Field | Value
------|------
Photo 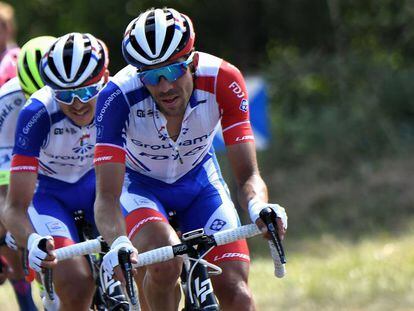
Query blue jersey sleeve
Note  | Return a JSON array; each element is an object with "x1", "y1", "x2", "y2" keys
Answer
[
  {"x1": 13, "y1": 98, "x2": 50, "y2": 157},
  {"x1": 95, "y1": 81, "x2": 131, "y2": 147}
]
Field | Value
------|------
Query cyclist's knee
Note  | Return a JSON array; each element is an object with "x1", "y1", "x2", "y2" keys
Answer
[
  {"x1": 146, "y1": 257, "x2": 182, "y2": 285},
  {"x1": 212, "y1": 261, "x2": 255, "y2": 309},
  {"x1": 54, "y1": 258, "x2": 95, "y2": 306}
]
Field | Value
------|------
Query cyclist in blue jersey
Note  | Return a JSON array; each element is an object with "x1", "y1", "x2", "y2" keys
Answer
[
  {"x1": 2, "y1": 33, "x2": 111, "y2": 311},
  {"x1": 0, "y1": 35, "x2": 58, "y2": 311},
  {"x1": 93, "y1": 8, "x2": 288, "y2": 311}
]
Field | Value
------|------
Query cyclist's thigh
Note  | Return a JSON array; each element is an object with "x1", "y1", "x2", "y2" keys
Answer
[
  {"x1": 29, "y1": 189, "x2": 94, "y2": 295},
  {"x1": 120, "y1": 174, "x2": 169, "y2": 242},
  {"x1": 177, "y1": 159, "x2": 250, "y2": 264},
  {"x1": 29, "y1": 190, "x2": 80, "y2": 246}
]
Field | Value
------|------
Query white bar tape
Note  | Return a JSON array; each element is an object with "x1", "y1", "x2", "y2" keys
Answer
[
  {"x1": 135, "y1": 246, "x2": 175, "y2": 267},
  {"x1": 213, "y1": 224, "x2": 261, "y2": 246},
  {"x1": 268, "y1": 240, "x2": 286, "y2": 278},
  {"x1": 55, "y1": 239, "x2": 102, "y2": 261}
]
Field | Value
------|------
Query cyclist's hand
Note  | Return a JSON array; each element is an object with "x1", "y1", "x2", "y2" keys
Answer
[
  {"x1": 27, "y1": 233, "x2": 56, "y2": 272},
  {"x1": 5, "y1": 231, "x2": 18, "y2": 251},
  {"x1": 102, "y1": 236, "x2": 138, "y2": 284},
  {"x1": 248, "y1": 199, "x2": 288, "y2": 240}
]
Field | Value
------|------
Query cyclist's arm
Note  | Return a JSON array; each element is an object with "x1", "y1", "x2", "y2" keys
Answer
[
  {"x1": 226, "y1": 143, "x2": 285, "y2": 238},
  {"x1": 3, "y1": 169, "x2": 37, "y2": 246},
  {"x1": 217, "y1": 60, "x2": 286, "y2": 237},
  {"x1": 226, "y1": 142, "x2": 268, "y2": 210},
  {"x1": 94, "y1": 162, "x2": 127, "y2": 245},
  {"x1": 2, "y1": 99, "x2": 50, "y2": 246}
]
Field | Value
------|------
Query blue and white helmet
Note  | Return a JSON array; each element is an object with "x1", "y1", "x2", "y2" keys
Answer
[
  {"x1": 40, "y1": 32, "x2": 108, "y2": 89},
  {"x1": 122, "y1": 8, "x2": 195, "y2": 69}
]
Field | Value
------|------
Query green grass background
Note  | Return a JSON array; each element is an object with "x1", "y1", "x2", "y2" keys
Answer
[{"x1": 1, "y1": 230, "x2": 414, "y2": 310}]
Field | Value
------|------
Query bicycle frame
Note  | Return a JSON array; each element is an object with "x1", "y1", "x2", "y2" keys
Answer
[{"x1": 53, "y1": 209, "x2": 287, "y2": 310}]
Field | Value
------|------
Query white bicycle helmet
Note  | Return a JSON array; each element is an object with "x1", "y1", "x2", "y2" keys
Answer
[
  {"x1": 40, "y1": 32, "x2": 108, "y2": 89},
  {"x1": 122, "y1": 8, "x2": 195, "y2": 69}
]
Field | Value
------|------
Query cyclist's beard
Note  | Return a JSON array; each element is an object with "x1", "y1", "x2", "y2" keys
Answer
[{"x1": 156, "y1": 89, "x2": 188, "y2": 117}]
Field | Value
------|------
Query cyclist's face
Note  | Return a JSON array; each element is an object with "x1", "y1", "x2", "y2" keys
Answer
[
  {"x1": 59, "y1": 97, "x2": 96, "y2": 126},
  {"x1": 143, "y1": 58, "x2": 194, "y2": 117}
]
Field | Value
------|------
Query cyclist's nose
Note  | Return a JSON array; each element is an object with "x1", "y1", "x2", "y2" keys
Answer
[
  {"x1": 157, "y1": 76, "x2": 174, "y2": 92},
  {"x1": 71, "y1": 98, "x2": 84, "y2": 109}
]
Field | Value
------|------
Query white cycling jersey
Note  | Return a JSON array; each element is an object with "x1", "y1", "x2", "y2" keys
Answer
[
  {"x1": 11, "y1": 86, "x2": 95, "y2": 183},
  {"x1": 94, "y1": 52, "x2": 254, "y2": 183},
  {"x1": 0, "y1": 77, "x2": 26, "y2": 172}
]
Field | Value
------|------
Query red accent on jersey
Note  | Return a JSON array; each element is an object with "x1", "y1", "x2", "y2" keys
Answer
[
  {"x1": 125, "y1": 208, "x2": 168, "y2": 240},
  {"x1": 216, "y1": 61, "x2": 255, "y2": 145},
  {"x1": 204, "y1": 239, "x2": 250, "y2": 263},
  {"x1": 10, "y1": 155, "x2": 38, "y2": 173},
  {"x1": 94, "y1": 144, "x2": 126, "y2": 165},
  {"x1": 195, "y1": 76, "x2": 215, "y2": 94}
]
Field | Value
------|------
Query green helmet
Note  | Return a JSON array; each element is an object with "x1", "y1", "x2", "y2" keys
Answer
[{"x1": 17, "y1": 36, "x2": 56, "y2": 97}]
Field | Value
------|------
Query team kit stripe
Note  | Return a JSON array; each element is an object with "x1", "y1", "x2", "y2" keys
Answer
[
  {"x1": 10, "y1": 154, "x2": 38, "y2": 173},
  {"x1": 94, "y1": 144, "x2": 126, "y2": 165}
]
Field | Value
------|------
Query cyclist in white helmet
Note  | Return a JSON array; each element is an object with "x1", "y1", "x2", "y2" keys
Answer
[
  {"x1": 2, "y1": 32, "x2": 112, "y2": 310},
  {"x1": 94, "y1": 7, "x2": 288, "y2": 311},
  {"x1": 0, "y1": 35, "x2": 53, "y2": 311}
]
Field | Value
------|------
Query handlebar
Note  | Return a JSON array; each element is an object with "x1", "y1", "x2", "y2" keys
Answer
[{"x1": 54, "y1": 219, "x2": 287, "y2": 278}]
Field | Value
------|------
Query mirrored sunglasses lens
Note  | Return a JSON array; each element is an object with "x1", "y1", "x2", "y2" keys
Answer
[
  {"x1": 54, "y1": 85, "x2": 101, "y2": 104},
  {"x1": 140, "y1": 62, "x2": 187, "y2": 85},
  {"x1": 54, "y1": 91, "x2": 74, "y2": 104},
  {"x1": 75, "y1": 86, "x2": 99, "y2": 102}
]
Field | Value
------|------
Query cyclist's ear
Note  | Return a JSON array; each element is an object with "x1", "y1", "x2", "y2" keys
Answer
[
  {"x1": 103, "y1": 69, "x2": 110, "y2": 83},
  {"x1": 192, "y1": 51, "x2": 199, "y2": 72}
]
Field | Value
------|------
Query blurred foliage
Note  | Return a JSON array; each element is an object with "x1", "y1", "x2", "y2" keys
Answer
[{"x1": 10, "y1": 0, "x2": 414, "y2": 237}]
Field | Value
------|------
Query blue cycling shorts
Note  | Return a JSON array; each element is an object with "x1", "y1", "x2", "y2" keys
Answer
[{"x1": 28, "y1": 170, "x2": 96, "y2": 246}]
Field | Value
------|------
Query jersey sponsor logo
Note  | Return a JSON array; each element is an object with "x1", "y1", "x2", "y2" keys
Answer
[
  {"x1": 209, "y1": 219, "x2": 227, "y2": 231},
  {"x1": 229, "y1": 81, "x2": 245, "y2": 99},
  {"x1": 128, "y1": 215, "x2": 164, "y2": 239},
  {"x1": 0, "y1": 154, "x2": 10, "y2": 165},
  {"x1": 54, "y1": 128, "x2": 77, "y2": 135},
  {"x1": 96, "y1": 125, "x2": 104, "y2": 138},
  {"x1": 54, "y1": 128, "x2": 64, "y2": 135},
  {"x1": 22, "y1": 107, "x2": 47, "y2": 134},
  {"x1": 130, "y1": 131, "x2": 213, "y2": 151},
  {"x1": 73, "y1": 134, "x2": 93, "y2": 154},
  {"x1": 182, "y1": 144, "x2": 207, "y2": 157},
  {"x1": 93, "y1": 155, "x2": 113, "y2": 163},
  {"x1": 73, "y1": 143, "x2": 94, "y2": 154},
  {"x1": 16, "y1": 134, "x2": 29, "y2": 149},
  {"x1": 235, "y1": 135, "x2": 254, "y2": 142},
  {"x1": 0, "y1": 98, "x2": 23, "y2": 131},
  {"x1": 213, "y1": 252, "x2": 250, "y2": 262},
  {"x1": 45, "y1": 221, "x2": 68, "y2": 235},
  {"x1": 44, "y1": 151, "x2": 94, "y2": 162},
  {"x1": 239, "y1": 99, "x2": 249, "y2": 112},
  {"x1": 10, "y1": 165, "x2": 37, "y2": 172},
  {"x1": 96, "y1": 89, "x2": 122, "y2": 122}
]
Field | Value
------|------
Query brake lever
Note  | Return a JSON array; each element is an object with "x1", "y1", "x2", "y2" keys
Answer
[
  {"x1": 38, "y1": 238, "x2": 55, "y2": 301},
  {"x1": 118, "y1": 247, "x2": 138, "y2": 306},
  {"x1": 259, "y1": 207, "x2": 287, "y2": 264}
]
